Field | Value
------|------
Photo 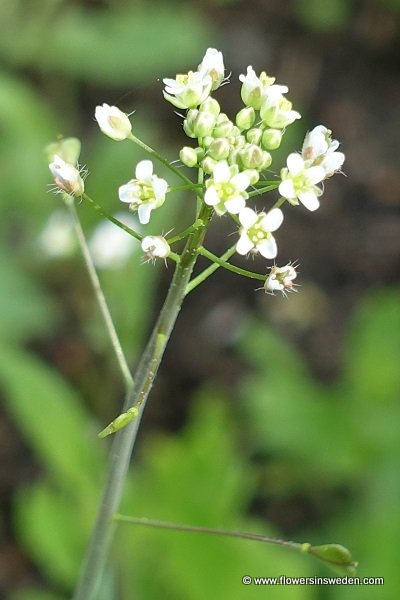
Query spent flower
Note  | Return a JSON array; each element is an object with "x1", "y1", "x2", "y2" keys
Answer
[
  {"x1": 264, "y1": 263, "x2": 298, "y2": 296},
  {"x1": 49, "y1": 155, "x2": 85, "y2": 197},
  {"x1": 302, "y1": 125, "x2": 345, "y2": 177},
  {"x1": 119, "y1": 160, "x2": 168, "y2": 224},
  {"x1": 236, "y1": 207, "x2": 284, "y2": 259},
  {"x1": 141, "y1": 235, "x2": 170, "y2": 260}
]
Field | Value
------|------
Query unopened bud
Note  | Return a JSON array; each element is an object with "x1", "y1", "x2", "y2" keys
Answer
[
  {"x1": 199, "y1": 97, "x2": 221, "y2": 117},
  {"x1": 236, "y1": 107, "x2": 256, "y2": 131},
  {"x1": 49, "y1": 155, "x2": 85, "y2": 197},
  {"x1": 239, "y1": 144, "x2": 271, "y2": 170},
  {"x1": 246, "y1": 128, "x2": 263, "y2": 145},
  {"x1": 202, "y1": 156, "x2": 217, "y2": 174},
  {"x1": 180, "y1": 146, "x2": 198, "y2": 168},
  {"x1": 262, "y1": 128, "x2": 283, "y2": 150},
  {"x1": 95, "y1": 103, "x2": 132, "y2": 141},
  {"x1": 303, "y1": 543, "x2": 358, "y2": 576},
  {"x1": 141, "y1": 235, "x2": 170, "y2": 260},
  {"x1": 208, "y1": 138, "x2": 231, "y2": 160}
]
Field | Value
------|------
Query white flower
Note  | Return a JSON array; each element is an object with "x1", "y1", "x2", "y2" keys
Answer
[
  {"x1": 49, "y1": 155, "x2": 85, "y2": 196},
  {"x1": 302, "y1": 125, "x2": 345, "y2": 176},
  {"x1": 279, "y1": 153, "x2": 325, "y2": 211},
  {"x1": 198, "y1": 48, "x2": 225, "y2": 91},
  {"x1": 163, "y1": 70, "x2": 212, "y2": 109},
  {"x1": 95, "y1": 104, "x2": 132, "y2": 141},
  {"x1": 239, "y1": 66, "x2": 288, "y2": 110},
  {"x1": 260, "y1": 90, "x2": 301, "y2": 129},
  {"x1": 204, "y1": 161, "x2": 250, "y2": 216},
  {"x1": 88, "y1": 213, "x2": 138, "y2": 270},
  {"x1": 141, "y1": 235, "x2": 170, "y2": 260},
  {"x1": 119, "y1": 160, "x2": 168, "y2": 225},
  {"x1": 264, "y1": 263, "x2": 297, "y2": 296},
  {"x1": 236, "y1": 207, "x2": 284, "y2": 259},
  {"x1": 39, "y1": 209, "x2": 75, "y2": 258}
]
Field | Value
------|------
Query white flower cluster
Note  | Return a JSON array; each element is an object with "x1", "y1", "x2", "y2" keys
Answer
[{"x1": 77, "y1": 49, "x2": 345, "y2": 280}]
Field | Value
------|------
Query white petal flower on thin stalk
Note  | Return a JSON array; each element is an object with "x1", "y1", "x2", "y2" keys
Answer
[
  {"x1": 198, "y1": 48, "x2": 226, "y2": 91},
  {"x1": 204, "y1": 161, "x2": 251, "y2": 216},
  {"x1": 119, "y1": 160, "x2": 168, "y2": 225},
  {"x1": 264, "y1": 263, "x2": 298, "y2": 296},
  {"x1": 141, "y1": 235, "x2": 170, "y2": 261},
  {"x1": 236, "y1": 207, "x2": 284, "y2": 259},
  {"x1": 260, "y1": 90, "x2": 301, "y2": 129},
  {"x1": 239, "y1": 66, "x2": 288, "y2": 111},
  {"x1": 279, "y1": 153, "x2": 325, "y2": 211},
  {"x1": 163, "y1": 71, "x2": 213, "y2": 110},
  {"x1": 49, "y1": 155, "x2": 85, "y2": 197},
  {"x1": 94, "y1": 104, "x2": 132, "y2": 141},
  {"x1": 302, "y1": 125, "x2": 345, "y2": 177}
]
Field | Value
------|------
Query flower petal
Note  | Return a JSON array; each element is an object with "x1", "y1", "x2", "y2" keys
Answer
[
  {"x1": 298, "y1": 191, "x2": 320, "y2": 211},
  {"x1": 239, "y1": 207, "x2": 258, "y2": 228},
  {"x1": 286, "y1": 153, "x2": 304, "y2": 175},
  {"x1": 279, "y1": 179, "x2": 296, "y2": 199},
  {"x1": 261, "y1": 208, "x2": 284, "y2": 232},
  {"x1": 212, "y1": 161, "x2": 230, "y2": 183},
  {"x1": 204, "y1": 186, "x2": 220, "y2": 206},
  {"x1": 138, "y1": 203, "x2": 152, "y2": 224},
  {"x1": 224, "y1": 196, "x2": 246, "y2": 214},
  {"x1": 257, "y1": 237, "x2": 278, "y2": 259},
  {"x1": 135, "y1": 160, "x2": 153, "y2": 180},
  {"x1": 236, "y1": 234, "x2": 254, "y2": 255}
]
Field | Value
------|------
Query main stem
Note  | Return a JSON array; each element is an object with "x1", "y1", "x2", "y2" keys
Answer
[{"x1": 73, "y1": 202, "x2": 213, "y2": 600}]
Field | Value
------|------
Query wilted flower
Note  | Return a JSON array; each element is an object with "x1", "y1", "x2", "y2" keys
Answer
[
  {"x1": 141, "y1": 235, "x2": 170, "y2": 260},
  {"x1": 119, "y1": 160, "x2": 168, "y2": 225},
  {"x1": 302, "y1": 125, "x2": 345, "y2": 177},
  {"x1": 95, "y1": 104, "x2": 132, "y2": 141},
  {"x1": 279, "y1": 153, "x2": 325, "y2": 211},
  {"x1": 163, "y1": 71, "x2": 212, "y2": 109},
  {"x1": 49, "y1": 155, "x2": 85, "y2": 197},
  {"x1": 204, "y1": 161, "x2": 251, "y2": 216},
  {"x1": 199, "y1": 48, "x2": 225, "y2": 91},
  {"x1": 264, "y1": 263, "x2": 298, "y2": 295},
  {"x1": 236, "y1": 206, "x2": 284, "y2": 259}
]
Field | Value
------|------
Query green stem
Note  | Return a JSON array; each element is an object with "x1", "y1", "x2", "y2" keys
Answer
[
  {"x1": 185, "y1": 246, "x2": 237, "y2": 295},
  {"x1": 113, "y1": 514, "x2": 302, "y2": 551},
  {"x1": 72, "y1": 200, "x2": 213, "y2": 600},
  {"x1": 66, "y1": 199, "x2": 134, "y2": 392},
  {"x1": 198, "y1": 247, "x2": 266, "y2": 281},
  {"x1": 248, "y1": 183, "x2": 279, "y2": 198},
  {"x1": 82, "y1": 193, "x2": 180, "y2": 263},
  {"x1": 167, "y1": 219, "x2": 204, "y2": 245},
  {"x1": 128, "y1": 133, "x2": 193, "y2": 186}
]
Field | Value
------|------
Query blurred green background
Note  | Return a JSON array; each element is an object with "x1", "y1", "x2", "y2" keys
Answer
[{"x1": 1, "y1": 0, "x2": 399, "y2": 598}]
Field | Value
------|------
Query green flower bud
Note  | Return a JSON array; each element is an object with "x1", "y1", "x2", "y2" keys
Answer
[
  {"x1": 180, "y1": 146, "x2": 198, "y2": 168},
  {"x1": 202, "y1": 136, "x2": 214, "y2": 148},
  {"x1": 262, "y1": 128, "x2": 283, "y2": 150},
  {"x1": 213, "y1": 120, "x2": 234, "y2": 138},
  {"x1": 193, "y1": 111, "x2": 217, "y2": 137},
  {"x1": 239, "y1": 144, "x2": 266, "y2": 170},
  {"x1": 199, "y1": 97, "x2": 221, "y2": 117},
  {"x1": 231, "y1": 134, "x2": 246, "y2": 149},
  {"x1": 195, "y1": 146, "x2": 206, "y2": 161},
  {"x1": 208, "y1": 138, "x2": 231, "y2": 161},
  {"x1": 202, "y1": 156, "x2": 217, "y2": 174},
  {"x1": 236, "y1": 107, "x2": 256, "y2": 131},
  {"x1": 303, "y1": 543, "x2": 358, "y2": 576},
  {"x1": 246, "y1": 128, "x2": 263, "y2": 145},
  {"x1": 183, "y1": 109, "x2": 199, "y2": 138}
]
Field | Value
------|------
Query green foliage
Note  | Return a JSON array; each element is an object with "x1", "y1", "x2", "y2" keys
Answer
[
  {"x1": 295, "y1": 0, "x2": 355, "y2": 31},
  {"x1": 3, "y1": 289, "x2": 398, "y2": 597}
]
